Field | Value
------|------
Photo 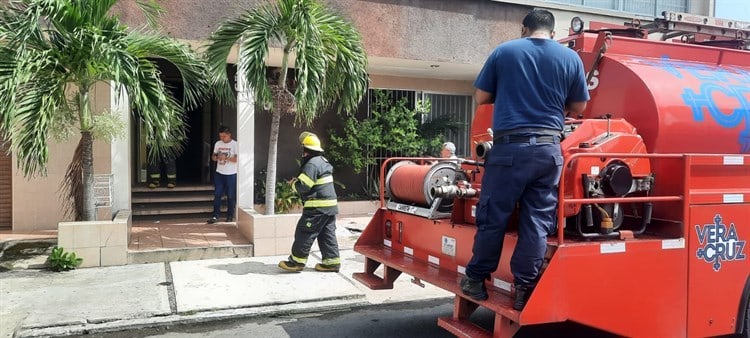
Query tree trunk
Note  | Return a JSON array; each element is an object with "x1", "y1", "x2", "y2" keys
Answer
[
  {"x1": 264, "y1": 109, "x2": 281, "y2": 215},
  {"x1": 80, "y1": 131, "x2": 95, "y2": 221}
]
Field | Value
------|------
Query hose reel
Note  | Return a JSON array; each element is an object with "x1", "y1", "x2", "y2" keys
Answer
[{"x1": 385, "y1": 161, "x2": 467, "y2": 218}]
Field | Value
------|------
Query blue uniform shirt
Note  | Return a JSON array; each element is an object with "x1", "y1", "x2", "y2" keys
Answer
[{"x1": 474, "y1": 38, "x2": 590, "y2": 132}]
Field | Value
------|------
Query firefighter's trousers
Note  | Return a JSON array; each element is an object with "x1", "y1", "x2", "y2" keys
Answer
[
  {"x1": 147, "y1": 157, "x2": 177, "y2": 184},
  {"x1": 290, "y1": 208, "x2": 340, "y2": 266},
  {"x1": 465, "y1": 136, "x2": 562, "y2": 287}
]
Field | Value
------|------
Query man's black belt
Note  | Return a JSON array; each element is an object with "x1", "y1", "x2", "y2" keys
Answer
[{"x1": 494, "y1": 135, "x2": 559, "y2": 144}]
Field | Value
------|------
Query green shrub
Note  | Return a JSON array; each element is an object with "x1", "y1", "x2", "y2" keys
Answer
[
  {"x1": 275, "y1": 179, "x2": 302, "y2": 214},
  {"x1": 48, "y1": 246, "x2": 83, "y2": 271}
]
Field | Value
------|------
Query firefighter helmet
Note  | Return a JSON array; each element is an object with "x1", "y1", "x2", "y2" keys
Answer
[
  {"x1": 300, "y1": 132, "x2": 324, "y2": 152},
  {"x1": 299, "y1": 131, "x2": 315, "y2": 143}
]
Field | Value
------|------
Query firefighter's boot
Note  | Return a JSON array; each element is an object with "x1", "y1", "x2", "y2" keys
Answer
[
  {"x1": 166, "y1": 173, "x2": 177, "y2": 188},
  {"x1": 460, "y1": 276, "x2": 488, "y2": 301},
  {"x1": 314, "y1": 263, "x2": 340, "y2": 272},
  {"x1": 278, "y1": 259, "x2": 305, "y2": 272},
  {"x1": 513, "y1": 285, "x2": 533, "y2": 310},
  {"x1": 148, "y1": 180, "x2": 159, "y2": 189}
]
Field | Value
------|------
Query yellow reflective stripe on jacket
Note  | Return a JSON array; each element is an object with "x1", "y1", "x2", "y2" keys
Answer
[
  {"x1": 297, "y1": 173, "x2": 315, "y2": 188},
  {"x1": 322, "y1": 257, "x2": 340, "y2": 265},
  {"x1": 298, "y1": 174, "x2": 333, "y2": 188},
  {"x1": 303, "y1": 199, "x2": 337, "y2": 208},
  {"x1": 315, "y1": 175, "x2": 333, "y2": 185}
]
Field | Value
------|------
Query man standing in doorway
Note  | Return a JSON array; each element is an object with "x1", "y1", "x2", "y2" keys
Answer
[
  {"x1": 460, "y1": 9, "x2": 589, "y2": 310},
  {"x1": 278, "y1": 132, "x2": 341, "y2": 273},
  {"x1": 208, "y1": 126, "x2": 238, "y2": 224}
]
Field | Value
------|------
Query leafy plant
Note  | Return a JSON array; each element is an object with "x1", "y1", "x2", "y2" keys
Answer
[
  {"x1": 255, "y1": 169, "x2": 302, "y2": 213},
  {"x1": 327, "y1": 90, "x2": 441, "y2": 173},
  {"x1": 48, "y1": 246, "x2": 83, "y2": 272},
  {"x1": 274, "y1": 179, "x2": 302, "y2": 214}
]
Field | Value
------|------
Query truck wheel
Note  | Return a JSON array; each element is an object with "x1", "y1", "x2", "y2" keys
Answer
[{"x1": 745, "y1": 297, "x2": 750, "y2": 338}]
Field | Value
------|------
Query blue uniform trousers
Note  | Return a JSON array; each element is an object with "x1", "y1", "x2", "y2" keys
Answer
[
  {"x1": 465, "y1": 136, "x2": 563, "y2": 287},
  {"x1": 212, "y1": 172, "x2": 237, "y2": 219}
]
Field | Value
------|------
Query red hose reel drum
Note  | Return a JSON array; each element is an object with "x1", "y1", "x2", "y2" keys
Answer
[{"x1": 385, "y1": 161, "x2": 463, "y2": 208}]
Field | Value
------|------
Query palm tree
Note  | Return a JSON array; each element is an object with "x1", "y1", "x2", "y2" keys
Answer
[
  {"x1": 205, "y1": 0, "x2": 368, "y2": 215},
  {"x1": 0, "y1": 0, "x2": 208, "y2": 221}
]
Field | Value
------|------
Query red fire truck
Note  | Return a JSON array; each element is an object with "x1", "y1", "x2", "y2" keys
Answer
[{"x1": 353, "y1": 12, "x2": 750, "y2": 338}]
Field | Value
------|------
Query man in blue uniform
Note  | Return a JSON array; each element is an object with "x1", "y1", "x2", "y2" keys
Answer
[
  {"x1": 460, "y1": 9, "x2": 590, "y2": 310},
  {"x1": 279, "y1": 132, "x2": 341, "y2": 273}
]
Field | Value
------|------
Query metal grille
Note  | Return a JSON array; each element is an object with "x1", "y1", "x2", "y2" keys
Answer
[
  {"x1": 421, "y1": 92, "x2": 473, "y2": 157},
  {"x1": 545, "y1": 0, "x2": 687, "y2": 16},
  {"x1": 363, "y1": 89, "x2": 473, "y2": 195},
  {"x1": 94, "y1": 174, "x2": 113, "y2": 209}
]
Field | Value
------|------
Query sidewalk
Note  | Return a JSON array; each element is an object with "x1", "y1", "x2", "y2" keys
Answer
[{"x1": 0, "y1": 217, "x2": 452, "y2": 338}]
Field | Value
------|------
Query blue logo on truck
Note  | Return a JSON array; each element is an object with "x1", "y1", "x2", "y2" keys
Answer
[
  {"x1": 695, "y1": 214, "x2": 746, "y2": 271},
  {"x1": 640, "y1": 57, "x2": 750, "y2": 153}
]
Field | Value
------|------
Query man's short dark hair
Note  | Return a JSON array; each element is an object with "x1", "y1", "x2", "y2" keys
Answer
[
  {"x1": 522, "y1": 9, "x2": 555, "y2": 33},
  {"x1": 218, "y1": 126, "x2": 231, "y2": 134}
]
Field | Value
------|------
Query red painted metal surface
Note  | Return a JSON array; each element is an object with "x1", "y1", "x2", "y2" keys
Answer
[
  {"x1": 688, "y1": 204, "x2": 748, "y2": 336},
  {"x1": 388, "y1": 163, "x2": 433, "y2": 206},
  {"x1": 354, "y1": 25, "x2": 750, "y2": 338},
  {"x1": 572, "y1": 31, "x2": 750, "y2": 156}
]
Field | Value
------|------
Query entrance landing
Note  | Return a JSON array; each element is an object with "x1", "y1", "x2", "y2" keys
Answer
[{"x1": 129, "y1": 215, "x2": 249, "y2": 251}]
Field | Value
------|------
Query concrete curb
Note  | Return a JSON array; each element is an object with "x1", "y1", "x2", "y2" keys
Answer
[{"x1": 17, "y1": 296, "x2": 368, "y2": 337}]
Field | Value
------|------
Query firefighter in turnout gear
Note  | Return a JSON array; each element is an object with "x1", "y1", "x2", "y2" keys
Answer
[
  {"x1": 279, "y1": 132, "x2": 341, "y2": 272},
  {"x1": 147, "y1": 151, "x2": 177, "y2": 189}
]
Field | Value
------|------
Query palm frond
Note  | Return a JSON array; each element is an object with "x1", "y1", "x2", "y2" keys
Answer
[
  {"x1": 118, "y1": 56, "x2": 186, "y2": 161},
  {"x1": 314, "y1": 9, "x2": 368, "y2": 114},
  {"x1": 206, "y1": 2, "x2": 282, "y2": 107},
  {"x1": 290, "y1": 1, "x2": 367, "y2": 124},
  {"x1": 124, "y1": 32, "x2": 209, "y2": 110},
  {"x1": 135, "y1": 0, "x2": 166, "y2": 29}
]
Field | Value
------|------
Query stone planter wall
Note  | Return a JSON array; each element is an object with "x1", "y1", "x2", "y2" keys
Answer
[
  {"x1": 240, "y1": 200, "x2": 379, "y2": 257},
  {"x1": 57, "y1": 210, "x2": 131, "y2": 268}
]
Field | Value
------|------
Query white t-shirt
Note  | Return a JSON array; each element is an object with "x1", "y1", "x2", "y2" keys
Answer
[{"x1": 213, "y1": 140, "x2": 238, "y2": 175}]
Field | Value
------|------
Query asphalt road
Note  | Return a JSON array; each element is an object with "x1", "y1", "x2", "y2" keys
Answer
[{"x1": 73, "y1": 298, "x2": 618, "y2": 338}]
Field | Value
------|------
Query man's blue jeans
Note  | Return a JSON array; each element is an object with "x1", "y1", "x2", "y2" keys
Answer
[
  {"x1": 465, "y1": 137, "x2": 563, "y2": 287},
  {"x1": 213, "y1": 173, "x2": 237, "y2": 219}
]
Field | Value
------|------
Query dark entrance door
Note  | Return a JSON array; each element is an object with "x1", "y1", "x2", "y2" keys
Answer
[{"x1": 131, "y1": 59, "x2": 237, "y2": 187}]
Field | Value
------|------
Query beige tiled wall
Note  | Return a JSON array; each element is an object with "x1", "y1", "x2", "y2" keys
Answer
[
  {"x1": 238, "y1": 201, "x2": 379, "y2": 257},
  {"x1": 57, "y1": 210, "x2": 130, "y2": 268},
  {"x1": 238, "y1": 209, "x2": 298, "y2": 257},
  {"x1": 12, "y1": 82, "x2": 113, "y2": 232}
]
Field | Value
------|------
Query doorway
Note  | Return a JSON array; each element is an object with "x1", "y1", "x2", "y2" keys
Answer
[{"x1": 131, "y1": 59, "x2": 237, "y2": 187}]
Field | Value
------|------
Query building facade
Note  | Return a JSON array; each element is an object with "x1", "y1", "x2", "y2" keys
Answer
[{"x1": 1, "y1": 0, "x2": 715, "y2": 231}]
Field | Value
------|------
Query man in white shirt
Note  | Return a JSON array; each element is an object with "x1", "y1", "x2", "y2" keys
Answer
[{"x1": 208, "y1": 126, "x2": 238, "y2": 223}]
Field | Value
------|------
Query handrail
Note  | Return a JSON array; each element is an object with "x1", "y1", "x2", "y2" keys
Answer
[
  {"x1": 556, "y1": 153, "x2": 685, "y2": 244},
  {"x1": 379, "y1": 153, "x2": 746, "y2": 245}
]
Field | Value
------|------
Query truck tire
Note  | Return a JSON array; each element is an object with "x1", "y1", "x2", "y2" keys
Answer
[{"x1": 745, "y1": 298, "x2": 749, "y2": 338}]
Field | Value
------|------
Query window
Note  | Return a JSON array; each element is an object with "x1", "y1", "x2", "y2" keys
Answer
[
  {"x1": 545, "y1": 0, "x2": 688, "y2": 17},
  {"x1": 364, "y1": 89, "x2": 473, "y2": 157},
  {"x1": 362, "y1": 89, "x2": 474, "y2": 194},
  {"x1": 420, "y1": 92, "x2": 473, "y2": 157}
]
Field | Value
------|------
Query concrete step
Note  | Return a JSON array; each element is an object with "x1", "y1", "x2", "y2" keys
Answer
[
  {"x1": 132, "y1": 195, "x2": 214, "y2": 203},
  {"x1": 131, "y1": 185, "x2": 214, "y2": 193},
  {"x1": 131, "y1": 185, "x2": 218, "y2": 218},
  {"x1": 131, "y1": 202, "x2": 218, "y2": 216},
  {"x1": 128, "y1": 245, "x2": 255, "y2": 264}
]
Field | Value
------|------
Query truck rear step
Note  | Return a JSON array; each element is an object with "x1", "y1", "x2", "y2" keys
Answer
[{"x1": 353, "y1": 245, "x2": 521, "y2": 337}]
